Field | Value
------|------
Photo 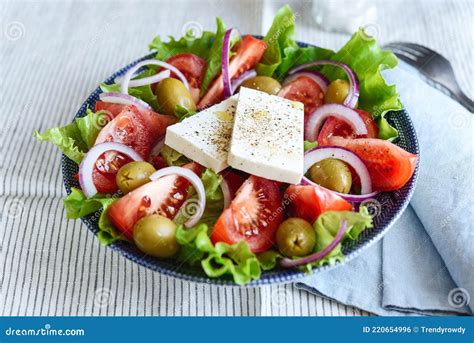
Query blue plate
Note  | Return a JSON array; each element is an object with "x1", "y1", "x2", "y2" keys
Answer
[{"x1": 62, "y1": 40, "x2": 419, "y2": 286}]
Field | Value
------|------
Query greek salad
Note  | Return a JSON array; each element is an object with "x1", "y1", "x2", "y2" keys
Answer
[{"x1": 35, "y1": 5, "x2": 418, "y2": 285}]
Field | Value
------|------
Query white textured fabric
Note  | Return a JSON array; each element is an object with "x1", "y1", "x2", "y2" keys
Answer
[{"x1": 0, "y1": 0, "x2": 471, "y2": 316}]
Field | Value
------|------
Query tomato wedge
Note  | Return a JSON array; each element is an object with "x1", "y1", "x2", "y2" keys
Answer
[
  {"x1": 94, "y1": 101, "x2": 176, "y2": 139},
  {"x1": 166, "y1": 53, "x2": 206, "y2": 89},
  {"x1": 107, "y1": 162, "x2": 203, "y2": 239},
  {"x1": 318, "y1": 109, "x2": 378, "y2": 145},
  {"x1": 328, "y1": 137, "x2": 418, "y2": 191},
  {"x1": 284, "y1": 184, "x2": 353, "y2": 224},
  {"x1": 278, "y1": 76, "x2": 325, "y2": 121},
  {"x1": 211, "y1": 176, "x2": 283, "y2": 253},
  {"x1": 198, "y1": 35, "x2": 266, "y2": 109}
]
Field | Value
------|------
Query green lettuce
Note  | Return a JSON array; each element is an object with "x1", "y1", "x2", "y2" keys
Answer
[
  {"x1": 149, "y1": 31, "x2": 215, "y2": 62},
  {"x1": 257, "y1": 5, "x2": 333, "y2": 79},
  {"x1": 63, "y1": 188, "x2": 122, "y2": 245},
  {"x1": 304, "y1": 140, "x2": 317, "y2": 151},
  {"x1": 257, "y1": 250, "x2": 282, "y2": 271},
  {"x1": 319, "y1": 29, "x2": 401, "y2": 139},
  {"x1": 34, "y1": 108, "x2": 108, "y2": 163},
  {"x1": 160, "y1": 145, "x2": 189, "y2": 166},
  {"x1": 174, "y1": 169, "x2": 225, "y2": 227},
  {"x1": 306, "y1": 207, "x2": 373, "y2": 270},
  {"x1": 199, "y1": 18, "x2": 240, "y2": 95},
  {"x1": 176, "y1": 223, "x2": 261, "y2": 285}
]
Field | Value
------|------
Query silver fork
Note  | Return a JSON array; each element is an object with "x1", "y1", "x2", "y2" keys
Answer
[{"x1": 384, "y1": 42, "x2": 473, "y2": 113}]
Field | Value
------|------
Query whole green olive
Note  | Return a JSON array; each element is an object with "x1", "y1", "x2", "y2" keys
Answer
[
  {"x1": 133, "y1": 215, "x2": 179, "y2": 258},
  {"x1": 155, "y1": 78, "x2": 196, "y2": 116},
  {"x1": 241, "y1": 76, "x2": 282, "y2": 95},
  {"x1": 116, "y1": 161, "x2": 156, "y2": 194},
  {"x1": 276, "y1": 218, "x2": 316, "y2": 257},
  {"x1": 308, "y1": 158, "x2": 352, "y2": 193},
  {"x1": 324, "y1": 79, "x2": 350, "y2": 104}
]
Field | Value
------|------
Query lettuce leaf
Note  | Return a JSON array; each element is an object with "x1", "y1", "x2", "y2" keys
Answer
[
  {"x1": 304, "y1": 140, "x2": 317, "y2": 151},
  {"x1": 149, "y1": 31, "x2": 215, "y2": 62},
  {"x1": 319, "y1": 29, "x2": 402, "y2": 140},
  {"x1": 306, "y1": 207, "x2": 373, "y2": 270},
  {"x1": 199, "y1": 18, "x2": 240, "y2": 96},
  {"x1": 34, "y1": 108, "x2": 107, "y2": 163},
  {"x1": 174, "y1": 169, "x2": 225, "y2": 227},
  {"x1": 257, "y1": 5, "x2": 334, "y2": 79},
  {"x1": 160, "y1": 145, "x2": 189, "y2": 166},
  {"x1": 176, "y1": 223, "x2": 261, "y2": 285},
  {"x1": 63, "y1": 188, "x2": 122, "y2": 245}
]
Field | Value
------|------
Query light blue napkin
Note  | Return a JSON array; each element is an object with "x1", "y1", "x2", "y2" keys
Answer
[{"x1": 296, "y1": 62, "x2": 473, "y2": 316}]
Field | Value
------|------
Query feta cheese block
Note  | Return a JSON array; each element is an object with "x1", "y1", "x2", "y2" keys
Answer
[
  {"x1": 228, "y1": 87, "x2": 304, "y2": 184},
  {"x1": 165, "y1": 95, "x2": 237, "y2": 172}
]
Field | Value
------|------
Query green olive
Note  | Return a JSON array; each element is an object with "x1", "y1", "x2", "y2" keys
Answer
[
  {"x1": 241, "y1": 76, "x2": 282, "y2": 95},
  {"x1": 116, "y1": 161, "x2": 156, "y2": 194},
  {"x1": 308, "y1": 158, "x2": 352, "y2": 193},
  {"x1": 276, "y1": 218, "x2": 316, "y2": 257},
  {"x1": 324, "y1": 79, "x2": 350, "y2": 104},
  {"x1": 155, "y1": 78, "x2": 196, "y2": 116},
  {"x1": 133, "y1": 215, "x2": 179, "y2": 258}
]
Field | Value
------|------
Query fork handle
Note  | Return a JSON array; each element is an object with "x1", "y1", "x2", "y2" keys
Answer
[{"x1": 456, "y1": 92, "x2": 474, "y2": 113}]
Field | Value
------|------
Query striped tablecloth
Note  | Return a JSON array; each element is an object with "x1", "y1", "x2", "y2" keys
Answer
[{"x1": 1, "y1": 0, "x2": 471, "y2": 316}]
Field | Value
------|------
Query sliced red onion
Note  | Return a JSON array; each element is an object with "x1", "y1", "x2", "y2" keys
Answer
[
  {"x1": 150, "y1": 136, "x2": 165, "y2": 157},
  {"x1": 121, "y1": 59, "x2": 189, "y2": 94},
  {"x1": 115, "y1": 69, "x2": 170, "y2": 88},
  {"x1": 79, "y1": 142, "x2": 143, "y2": 198},
  {"x1": 305, "y1": 104, "x2": 368, "y2": 141},
  {"x1": 220, "y1": 177, "x2": 232, "y2": 209},
  {"x1": 282, "y1": 71, "x2": 329, "y2": 93},
  {"x1": 99, "y1": 92, "x2": 152, "y2": 111},
  {"x1": 302, "y1": 146, "x2": 373, "y2": 194},
  {"x1": 288, "y1": 60, "x2": 359, "y2": 108},
  {"x1": 149, "y1": 166, "x2": 206, "y2": 228},
  {"x1": 337, "y1": 191, "x2": 380, "y2": 203},
  {"x1": 231, "y1": 69, "x2": 256, "y2": 94},
  {"x1": 280, "y1": 220, "x2": 348, "y2": 268},
  {"x1": 222, "y1": 28, "x2": 240, "y2": 99}
]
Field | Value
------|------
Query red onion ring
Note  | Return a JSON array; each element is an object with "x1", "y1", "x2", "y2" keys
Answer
[
  {"x1": 305, "y1": 104, "x2": 368, "y2": 141},
  {"x1": 288, "y1": 60, "x2": 360, "y2": 108},
  {"x1": 280, "y1": 220, "x2": 348, "y2": 268},
  {"x1": 115, "y1": 69, "x2": 170, "y2": 88},
  {"x1": 79, "y1": 142, "x2": 144, "y2": 198},
  {"x1": 150, "y1": 135, "x2": 165, "y2": 157},
  {"x1": 121, "y1": 59, "x2": 189, "y2": 94},
  {"x1": 222, "y1": 28, "x2": 240, "y2": 99},
  {"x1": 99, "y1": 92, "x2": 152, "y2": 111},
  {"x1": 302, "y1": 146, "x2": 373, "y2": 194},
  {"x1": 149, "y1": 166, "x2": 206, "y2": 228},
  {"x1": 219, "y1": 177, "x2": 232, "y2": 209},
  {"x1": 283, "y1": 71, "x2": 329, "y2": 93},
  {"x1": 231, "y1": 69, "x2": 257, "y2": 94}
]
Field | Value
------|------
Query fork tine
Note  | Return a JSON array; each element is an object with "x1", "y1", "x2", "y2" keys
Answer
[
  {"x1": 384, "y1": 46, "x2": 419, "y2": 63},
  {"x1": 398, "y1": 42, "x2": 437, "y2": 56}
]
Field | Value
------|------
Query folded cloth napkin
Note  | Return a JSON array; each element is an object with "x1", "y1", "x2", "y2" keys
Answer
[{"x1": 296, "y1": 62, "x2": 473, "y2": 316}]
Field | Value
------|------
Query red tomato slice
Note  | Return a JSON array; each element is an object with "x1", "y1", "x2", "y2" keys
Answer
[
  {"x1": 284, "y1": 184, "x2": 353, "y2": 224},
  {"x1": 107, "y1": 162, "x2": 203, "y2": 239},
  {"x1": 166, "y1": 53, "x2": 206, "y2": 89},
  {"x1": 211, "y1": 176, "x2": 284, "y2": 253},
  {"x1": 198, "y1": 35, "x2": 267, "y2": 109},
  {"x1": 318, "y1": 109, "x2": 379, "y2": 146},
  {"x1": 220, "y1": 169, "x2": 247, "y2": 199},
  {"x1": 278, "y1": 76, "x2": 325, "y2": 121},
  {"x1": 327, "y1": 137, "x2": 418, "y2": 191},
  {"x1": 94, "y1": 101, "x2": 176, "y2": 139}
]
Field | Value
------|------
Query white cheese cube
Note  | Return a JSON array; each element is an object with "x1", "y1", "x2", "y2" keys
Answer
[
  {"x1": 165, "y1": 96, "x2": 237, "y2": 172},
  {"x1": 228, "y1": 87, "x2": 304, "y2": 184}
]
